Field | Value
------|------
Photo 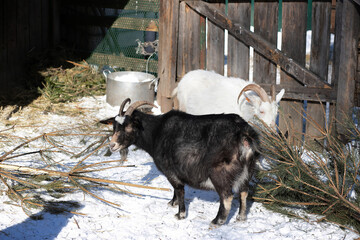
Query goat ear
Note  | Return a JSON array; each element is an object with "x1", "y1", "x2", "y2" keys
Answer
[
  {"x1": 99, "y1": 117, "x2": 115, "y2": 125},
  {"x1": 276, "y1": 89, "x2": 285, "y2": 103},
  {"x1": 243, "y1": 92, "x2": 252, "y2": 104},
  {"x1": 243, "y1": 92, "x2": 260, "y2": 107}
]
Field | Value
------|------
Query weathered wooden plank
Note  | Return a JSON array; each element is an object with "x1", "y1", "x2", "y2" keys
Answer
[
  {"x1": 253, "y1": 0, "x2": 278, "y2": 84},
  {"x1": 177, "y1": 1, "x2": 202, "y2": 79},
  {"x1": 260, "y1": 84, "x2": 337, "y2": 103},
  {"x1": 333, "y1": 0, "x2": 360, "y2": 133},
  {"x1": 227, "y1": 1, "x2": 251, "y2": 79},
  {"x1": 331, "y1": 0, "x2": 336, "y2": 33},
  {"x1": 206, "y1": 3, "x2": 225, "y2": 75},
  {"x1": 185, "y1": 1, "x2": 331, "y2": 89},
  {"x1": 157, "y1": 0, "x2": 179, "y2": 112},
  {"x1": 279, "y1": 0, "x2": 308, "y2": 142},
  {"x1": 306, "y1": 0, "x2": 332, "y2": 138}
]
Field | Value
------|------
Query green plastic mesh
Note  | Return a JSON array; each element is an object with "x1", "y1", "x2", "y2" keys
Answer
[{"x1": 87, "y1": 0, "x2": 159, "y2": 76}]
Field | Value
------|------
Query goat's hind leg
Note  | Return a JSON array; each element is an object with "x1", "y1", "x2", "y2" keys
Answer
[
  {"x1": 211, "y1": 192, "x2": 233, "y2": 225},
  {"x1": 211, "y1": 176, "x2": 234, "y2": 225},
  {"x1": 236, "y1": 191, "x2": 248, "y2": 221}
]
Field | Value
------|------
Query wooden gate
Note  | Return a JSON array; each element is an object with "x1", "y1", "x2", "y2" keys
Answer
[{"x1": 157, "y1": 0, "x2": 360, "y2": 139}]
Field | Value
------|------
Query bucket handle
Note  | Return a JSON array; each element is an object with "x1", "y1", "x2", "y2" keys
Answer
[
  {"x1": 149, "y1": 77, "x2": 159, "y2": 90},
  {"x1": 102, "y1": 69, "x2": 112, "y2": 79}
]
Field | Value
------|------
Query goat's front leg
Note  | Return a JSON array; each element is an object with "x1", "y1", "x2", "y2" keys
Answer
[
  {"x1": 167, "y1": 179, "x2": 186, "y2": 219},
  {"x1": 174, "y1": 186, "x2": 185, "y2": 219},
  {"x1": 168, "y1": 192, "x2": 178, "y2": 207}
]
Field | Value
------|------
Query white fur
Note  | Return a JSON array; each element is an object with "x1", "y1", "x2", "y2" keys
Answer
[
  {"x1": 200, "y1": 178, "x2": 215, "y2": 190},
  {"x1": 232, "y1": 166, "x2": 248, "y2": 193},
  {"x1": 174, "y1": 70, "x2": 285, "y2": 128},
  {"x1": 115, "y1": 116, "x2": 125, "y2": 125}
]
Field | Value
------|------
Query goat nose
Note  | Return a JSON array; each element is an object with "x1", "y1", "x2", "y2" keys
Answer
[{"x1": 109, "y1": 143, "x2": 116, "y2": 149}]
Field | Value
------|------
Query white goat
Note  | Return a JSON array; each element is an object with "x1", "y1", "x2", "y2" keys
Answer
[{"x1": 173, "y1": 69, "x2": 285, "y2": 128}]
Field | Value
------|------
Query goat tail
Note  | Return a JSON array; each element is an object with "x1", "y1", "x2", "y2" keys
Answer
[{"x1": 241, "y1": 125, "x2": 261, "y2": 158}]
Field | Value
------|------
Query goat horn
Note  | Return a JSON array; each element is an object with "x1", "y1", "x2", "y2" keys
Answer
[
  {"x1": 237, "y1": 84, "x2": 271, "y2": 104},
  {"x1": 125, "y1": 101, "x2": 158, "y2": 116},
  {"x1": 119, "y1": 98, "x2": 131, "y2": 116}
]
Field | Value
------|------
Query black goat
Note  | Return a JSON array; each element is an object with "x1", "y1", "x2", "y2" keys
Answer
[{"x1": 101, "y1": 99, "x2": 260, "y2": 225}]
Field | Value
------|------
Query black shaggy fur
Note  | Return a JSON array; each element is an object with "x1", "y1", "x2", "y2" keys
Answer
[{"x1": 103, "y1": 109, "x2": 260, "y2": 225}]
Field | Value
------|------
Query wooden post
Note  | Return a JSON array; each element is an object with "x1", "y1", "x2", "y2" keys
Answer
[
  {"x1": 306, "y1": 0, "x2": 332, "y2": 138},
  {"x1": 279, "y1": 0, "x2": 308, "y2": 143},
  {"x1": 227, "y1": 1, "x2": 251, "y2": 79},
  {"x1": 333, "y1": 0, "x2": 360, "y2": 135},
  {"x1": 157, "y1": 0, "x2": 180, "y2": 112}
]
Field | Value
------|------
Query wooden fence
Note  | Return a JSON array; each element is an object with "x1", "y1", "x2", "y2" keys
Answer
[{"x1": 157, "y1": 0, "x2": 360, "y2": 139}]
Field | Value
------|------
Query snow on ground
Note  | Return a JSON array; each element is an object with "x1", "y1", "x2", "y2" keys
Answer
[{"x1": 0, "y1": 96, "x2": 359, "y2": 240}]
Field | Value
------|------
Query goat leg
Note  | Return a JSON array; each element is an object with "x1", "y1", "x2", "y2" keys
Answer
[
  {"x1": 167, "y1": 178, "x2": 186, "y2": 219},
  {"x1": 173, "y1": 186, "x2": 185, "y2": 220},
  {"x1": 212, "y1": 194, "x2": 233, "y2": 225},
  {"x1": 168, "y1": 192, "x2": 178, "y2": 207},
  {"x1": 236, "y1": 191, "x2": 248, "y2": 221}
]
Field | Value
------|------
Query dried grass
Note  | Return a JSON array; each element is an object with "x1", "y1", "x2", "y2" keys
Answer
[{"x1": 0, "y1": 118, "x2": 169, "y2": 217}]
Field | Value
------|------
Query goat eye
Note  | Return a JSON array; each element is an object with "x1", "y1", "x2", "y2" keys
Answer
[{"x1": 260, "y1": 110, "x2": 265, "y2": 115}]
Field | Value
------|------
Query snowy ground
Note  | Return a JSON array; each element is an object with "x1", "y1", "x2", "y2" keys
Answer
[{"x1": 0, "y1": 96, "x2": 359, "y2": 240}]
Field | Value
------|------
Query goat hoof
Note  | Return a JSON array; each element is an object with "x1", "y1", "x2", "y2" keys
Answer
[
  {"x1": 175, "y1": 212, "x2": 186, "y2": 220},
  {"x1": 168, "y1": 200, "x2": 178, "y2": 207},
  {"x1": 236, "y1": 214, "x2": 247, "y2": 222},
  {"x1": 211, "y1": 218, "x2": 226, "y2": 225}
]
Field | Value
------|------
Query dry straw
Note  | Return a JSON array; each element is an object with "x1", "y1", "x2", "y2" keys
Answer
[{"x1": 0, "y1": 125, "x2": 170, "y2": 217}]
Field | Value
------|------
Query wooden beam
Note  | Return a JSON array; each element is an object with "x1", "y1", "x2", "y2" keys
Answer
[
  {"x1": 260, "y1": 84, "x2": 337, "y2": 103},
  {"x1": 157, "y1": 0, "x2": 180, "y2": 112},
  {"x1": 185, "y1": 0, "x2": 331, "y2": 89},
  {"x1": 352, "y1": 0, "x2": 360, "y2": 6}
]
